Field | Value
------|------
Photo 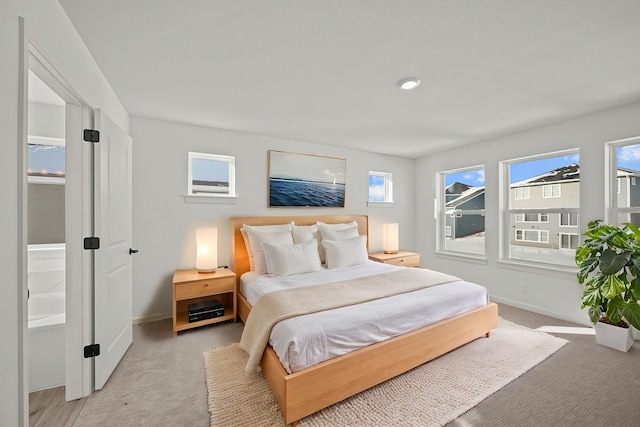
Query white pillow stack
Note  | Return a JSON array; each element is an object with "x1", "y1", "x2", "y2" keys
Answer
[{"x1": 240, "y1": 220, "x2": 366, "y2": 274}]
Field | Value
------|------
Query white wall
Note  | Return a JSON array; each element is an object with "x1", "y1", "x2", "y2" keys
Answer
[
  {"x1": 415, "y1": 101, "x2": 640, "y2": 325},
  {"x1": 1, "y1": 1, "x2": 128, "y2": 425},
  {"x1": 130, "y1": 116, "x2": 415, "y2": 321}
]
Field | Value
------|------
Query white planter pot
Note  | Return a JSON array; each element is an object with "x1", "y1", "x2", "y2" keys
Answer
[{"x1": 594, "y1": 321, "x2": 637, "y2": 352}]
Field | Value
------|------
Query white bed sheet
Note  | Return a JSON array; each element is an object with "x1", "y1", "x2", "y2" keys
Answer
[{"x1": 241, "y1": 261, "x2": 489, "y2": 373}]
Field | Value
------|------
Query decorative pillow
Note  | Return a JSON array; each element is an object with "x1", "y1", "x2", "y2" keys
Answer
[
  {"x1": 262, "y1": 239, "x2": 322, "y2": 276},
  {"x1": 322, "y1": 235, "x2": 369, "y2": 270},
  {"x1": 292, "y1": 224, "x2": 323, "y2": 261},
  {"x1": 241, "y1": 222, "x2": 293, "y2": 270},
  {"x1": 315, "y1": 221, "x2": 359, "y2": 264},
  {"x1": 245, "y1": 229, "x2": 293, "y2": 274}
]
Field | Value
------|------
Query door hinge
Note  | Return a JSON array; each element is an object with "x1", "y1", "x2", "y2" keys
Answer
[
  {"x1": 83, "y1": 129, "x2": 100, "y2": 143},
  {"x1": 83, "y1": 237, "x2": 100, "y2": 250},
  {"x1": 84, "y1": 344, "x2": 101, "y2": 358}
]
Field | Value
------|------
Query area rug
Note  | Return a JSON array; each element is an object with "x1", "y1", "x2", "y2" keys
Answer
[{"x1": 204, "y1": 318, "x2": 567, "y2": 427}]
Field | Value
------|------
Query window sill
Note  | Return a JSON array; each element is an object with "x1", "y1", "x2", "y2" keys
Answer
[
  {"x1": 434, "y1": 251, "x2": 488, "y2": 265},
  {"x1": 184, "y1": 195, "x2": 238, "y2": 204},
  {"x1": 496, "y1": 259, "x2": 577, "y2": 278},
  {"x1": 366, "y1": 201, "x2": 394, "y2": 208}
]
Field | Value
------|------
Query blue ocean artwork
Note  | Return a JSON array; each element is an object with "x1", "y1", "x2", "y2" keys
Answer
[{"x1": 270, "y1": 178, "x2": 345, "y2": 207}]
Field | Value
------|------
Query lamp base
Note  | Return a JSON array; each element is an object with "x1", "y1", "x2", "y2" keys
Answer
[
  {"x1": 197, "y1": 268, "x2": 217, "y2": 274},
  {"x1": 383, "y1": 250, "x2": 399, "y2": 254}
]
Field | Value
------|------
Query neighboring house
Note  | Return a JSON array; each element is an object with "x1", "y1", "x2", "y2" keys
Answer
[
  {"x1": 616, "y1": 167, "x2": 640, "y2": 225},
  {"x1": 445, "y1": 185, "x2": 485, "y2": 239},
  {"x1": 510, "y1": 164, "x2": 640, "y2": 250},
  {"x1": 444, "y1": 182, "x2": 472, "y2": 203}
]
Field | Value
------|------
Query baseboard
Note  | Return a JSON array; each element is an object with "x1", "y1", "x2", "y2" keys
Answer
[
  {"x1": 132, "y1": 312, "x2": 172, "y2": 325},
  {"x1": 490, "y1": 296, "x2": 591, "y2": 327}
]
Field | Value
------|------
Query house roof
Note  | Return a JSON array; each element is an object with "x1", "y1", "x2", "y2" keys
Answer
[{"x1": 446, "y1": 187, "x2": 485, "y2": 208}]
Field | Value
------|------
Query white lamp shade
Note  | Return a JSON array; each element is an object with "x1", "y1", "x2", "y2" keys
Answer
[
  {"x1": 383, "y1": 223, "x2": 399, "y2": 254},
  {"x1": 196, "y1": 228, "x2": 218, "y2": 273}
]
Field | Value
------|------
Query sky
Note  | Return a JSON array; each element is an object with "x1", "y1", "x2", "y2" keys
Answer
[
  {"x1": 192, "y1": 158, "x2": 229, "y2": 182},
  {"x1": 369, "y1": 175, "x2": 385, "y2": 201}
]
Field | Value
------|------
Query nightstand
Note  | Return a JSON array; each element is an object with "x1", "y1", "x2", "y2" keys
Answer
[
  {"x1": 368, "y1": 251, "x2": 420, "y2": 268},
  {"x1": 172, "y1": 269, "x2": 237, "y2": 335}
]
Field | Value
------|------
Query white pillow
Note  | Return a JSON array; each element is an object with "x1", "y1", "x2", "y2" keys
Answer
[
  {"x1": 316, "y1": 221, "x2": 358, "y2": 231},
  {"x1": 262, "y1": 239, "x2": 322, "y2": 276},
  {"x1": 322, "y1": 235, "x2": 369, "y2": 270},
  {"x1": 316, "y1": 222, "x2": 359, "y2": 264},
  {"x1": 318, "y1": 226, "x2": 359, "y2": 242},
  {"x1": 241, "y1": 222, "x2": 293, "y2": 270},
  {"x1": 245, "y1": 229, "x2": 293, "y2": 274},
  {"x1": 292, "y1": 224, "x2": 323, "y2": 261}
]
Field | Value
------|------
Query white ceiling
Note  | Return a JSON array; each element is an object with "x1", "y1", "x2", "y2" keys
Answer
[{"x1": 59, "y1": 0, "x2": 640, "y2": 158}]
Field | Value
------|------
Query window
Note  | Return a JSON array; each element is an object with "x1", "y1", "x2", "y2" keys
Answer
[
  {"x1": 514, "y1": 187, "x2": 530, "y2": 200},
  {"x1": 438, "y1": 166, "x2": 485, "y2": 257},
  {"x1": 559, "y1": 233, "x2": 579, "y2": 249},
  {"x1": 608, "y1": 137, "x2": 640, "y2": 226},
  {"x1": 542, "y1": 184, "x2": 561, "y2": 198},
  {"x1": 515, "y1": 229, "x2": 549, "y2": 243},
  {"x1": 188, "y1": 152, "x2": 235, "y2": 197},
  {"x1": 560, "y1": 212, "x2": 578, "y2": 226},
  {"x1": 368, "y1": 171, "x2": 393, "y2": 203},
  {"x1": 28, "y1": 136, "x2": 65, "y2": 184},
  {"x1": 503, "y1": 151, "x2": 579, "y2": 267},
  {"x1": 515, "y1": 213, "x2": 549, "y2": 223}
]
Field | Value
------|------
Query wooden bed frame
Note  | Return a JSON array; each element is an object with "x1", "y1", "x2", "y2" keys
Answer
[{"x1": 232, "y1": 215, "x2": 498, "y2": 426}]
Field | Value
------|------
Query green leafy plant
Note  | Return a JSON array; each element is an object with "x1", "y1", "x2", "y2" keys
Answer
[{"x1": 576, "y1": 220, "x2": 640, "y2": 330}]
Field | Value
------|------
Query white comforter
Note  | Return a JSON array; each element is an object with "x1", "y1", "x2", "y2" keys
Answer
[{"x1": 241, "y1": 261, "x2": 489, "y2": 373}]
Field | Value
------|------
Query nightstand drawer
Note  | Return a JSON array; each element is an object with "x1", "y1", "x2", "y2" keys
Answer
[
  {"x1": 384, "y1": 254, "x2": 420, "y2": 267},
  {"x1": 175, "y1": 276, "x2": 235, "y2": 300}
]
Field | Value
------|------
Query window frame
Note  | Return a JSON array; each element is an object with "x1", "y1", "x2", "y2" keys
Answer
[
  {"x1": 514, "y1": 187, "x2": 530, "y2": 200},
  {"x1": 559, "y1": 212, "x2": 578, "y2": 227},
  {"x1": 542, "y1": 184, "x2": 561, "y2": 198},
  {"x1": 437, "y1": 165, "x2": 486, "y2": 259},
  {"x1": 367, "y1": 171, "x2": 394, "y2": 204},
  {"x1": 559, "y1": 233, "x2": 579, "y2": 249},
  {"x1": 500, "y1": 149, "x2": 580, "y2": 269},
  {"x1": 187, "y1": 152, "x2": 236, "y2": 198}
]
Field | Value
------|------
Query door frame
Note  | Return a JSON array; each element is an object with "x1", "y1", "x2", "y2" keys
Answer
[{"x1": 20, "y1": 33, "x2": 95, "y2": 412}]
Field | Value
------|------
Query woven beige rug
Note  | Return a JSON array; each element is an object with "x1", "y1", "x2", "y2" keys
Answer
[{"x1": 204, "y1": 318, "x2": 567, "y2": 427}]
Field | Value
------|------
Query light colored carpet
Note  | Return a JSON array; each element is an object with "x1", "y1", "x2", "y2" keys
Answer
[{"x1": 204, "y1": 318, "x2": 567, "y2": 427}]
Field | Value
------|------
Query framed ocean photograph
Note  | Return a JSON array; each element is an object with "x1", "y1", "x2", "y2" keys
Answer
[{"x1": 268, "y1": 150, "x2": 346, "y2": 207}]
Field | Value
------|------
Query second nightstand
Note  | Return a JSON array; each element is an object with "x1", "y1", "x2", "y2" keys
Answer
[{"x1": 368, "y1": 251, "x2": 420, "y2": 268}]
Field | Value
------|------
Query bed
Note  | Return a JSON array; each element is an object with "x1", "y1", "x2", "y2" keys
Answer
[{"x1": 232, "y1": 215, "x2": 498, "y2": 426}]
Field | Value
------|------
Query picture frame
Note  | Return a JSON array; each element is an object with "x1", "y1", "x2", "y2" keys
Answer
[{"x1": 268, "y1": 150, "x2": 346, "y2": 207}]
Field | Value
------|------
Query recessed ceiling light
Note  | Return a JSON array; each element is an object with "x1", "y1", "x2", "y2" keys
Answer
[{"x1": 398, "y1": 78, "x2": 421, "y2": 90}]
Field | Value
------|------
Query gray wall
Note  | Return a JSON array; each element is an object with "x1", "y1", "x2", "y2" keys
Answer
[
  {"x1": 415, "y1": 101, "x2": 640, "y2": 326},
  {"x1": 130, "y1": 116, "x2": 415, "y2": 321}
]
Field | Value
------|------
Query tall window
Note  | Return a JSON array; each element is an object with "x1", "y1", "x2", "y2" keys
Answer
[
  {"x1": 503, "y1": 151, "x2": 579, "y2": 267},
  {"x1": 188, "y1": 152, "x2": 235, "y2": 197},
  {"x1": 368, "y1": 171, "x2": 393, "y2": 203},
  {"x1": 609, "y1": 137, "x2": 640, "y2": 227},
  {"x1": 438, "y1": 166, "x2": 485, "y2": 256}
]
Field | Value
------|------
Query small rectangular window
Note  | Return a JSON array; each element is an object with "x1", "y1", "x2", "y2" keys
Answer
[
  {"x1": 28, "y1": 136, "x2": 65, "y2": 184},
  {"x1": 559, "y1": 233, "x2": 579, "y2": 249},
  {"x1": 188, "y1": 152, "x2": 235, "y2": 197},
  {"x1": 368, "y1": 171, "x2": 393, "y2": 203},
  {"x1": 560, "y1": 212, "x2": 578, "y2": 226},
  {"x1": 542, "y1": 184, "x2": 561, "y2": 198},
  {"x1": 611, "y1": 138, "x2": 640, "y2": 226},
  {"x1": 514, "y1": 187, "x2": 530, "y2": 200}
]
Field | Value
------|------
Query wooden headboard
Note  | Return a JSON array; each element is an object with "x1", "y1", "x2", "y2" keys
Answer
[{"x1": 231, "y1": 215, "x2": 368, "y2": 279}]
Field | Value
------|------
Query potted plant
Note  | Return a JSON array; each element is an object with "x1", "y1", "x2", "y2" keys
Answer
[{"x1": 576, "y1": 220, "x2": 640, "y2": 351}]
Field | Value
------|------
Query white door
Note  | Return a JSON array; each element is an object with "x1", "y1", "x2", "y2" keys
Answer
[{"x1": 93, "y1": 108, "x2": 133, "y2": 389}]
